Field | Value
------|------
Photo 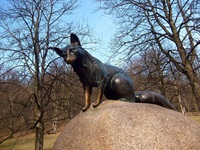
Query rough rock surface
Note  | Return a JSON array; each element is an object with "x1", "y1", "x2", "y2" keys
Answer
[{"x1": 54, "y1": 100, "x2": 200, "y2": 150}]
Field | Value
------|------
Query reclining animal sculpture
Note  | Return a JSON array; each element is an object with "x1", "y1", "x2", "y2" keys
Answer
[
  {"x1": 49, "y1": 34, "x2": 175, "y2": 111},
  {"x1": 135, "y1": 91, "x2": 176, "y2": 110}
]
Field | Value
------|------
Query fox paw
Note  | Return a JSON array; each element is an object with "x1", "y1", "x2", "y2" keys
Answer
[
  {"x1": 81, "y1": 105, "x2": 90, "y2": 112},
  {"x1": 92, "y1": 101, "x2": 100, "y2": 108}
]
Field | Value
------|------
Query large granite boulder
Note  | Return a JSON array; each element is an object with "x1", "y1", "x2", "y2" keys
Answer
[{"x1": 54, "y1": 100, "x2": 200, "y2": 150}]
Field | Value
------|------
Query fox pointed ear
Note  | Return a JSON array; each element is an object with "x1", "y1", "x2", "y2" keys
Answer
[
  {"x1": 48, "y1": 47, "x2": 63, "y2": 57},
  {"x1": 70, "y1": 33, "x2": 81, "y2": 46}
]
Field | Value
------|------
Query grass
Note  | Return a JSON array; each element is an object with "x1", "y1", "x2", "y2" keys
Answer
[
  {"x1": 0, "y1": 132, "x2": 60, "y2": 150},
  {"x1": 189, "y1": 115, "x2": 200, "y2": 124},
  {"x1": 1, "y1": 115, "x2": 200, "y2": 150}
]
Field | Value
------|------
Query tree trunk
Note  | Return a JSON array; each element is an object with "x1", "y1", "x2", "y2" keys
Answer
[
  {"x1": 35, "y1": 120, "x2": 44, "y2": 150},
  {"x1": 185, "y1": 63, "x2": 200, "y2": 112},
  {"x1": 53, "y1": 91, "x2": 58, "y2": 134},
  {"x1": 34, "y1": 82, "x2": 44, "y2": 150},
  {"x1": 8, "y1": 95, "x2": 14, "y2": 138},
  {"x1": 53, "y1": 121, "x2": 57, "y2": 134},
  {"x1": 174, "y1": 84, "x2": 186, "y2": 115},
  {"x1": 35, "y1": 100, "x2": 44, "y2": 150}
]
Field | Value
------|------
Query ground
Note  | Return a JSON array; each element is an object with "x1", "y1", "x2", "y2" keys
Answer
[
  {"x1": 0, "y1": 115, "x2": 200, "y2": 150},
  {"x1": 0, "y1": 132, "x2": 60, "y2": 150}
]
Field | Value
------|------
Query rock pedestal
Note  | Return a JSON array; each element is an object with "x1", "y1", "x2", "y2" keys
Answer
[{"x1": 54, "y1": 100, "x2": 200, "y2": 150}]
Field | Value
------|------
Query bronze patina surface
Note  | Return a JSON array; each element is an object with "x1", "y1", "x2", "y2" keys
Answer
[{"x1": 49, "y1": 34, "x2": 175, "y2": 111}]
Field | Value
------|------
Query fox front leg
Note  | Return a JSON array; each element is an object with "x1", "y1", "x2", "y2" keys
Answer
[
  {"x1": 92, "y1": 80, "x2": 105, "y2": 108},
  {"x1": 82, "y1": 86, "x2": 92, "y2": 111}
]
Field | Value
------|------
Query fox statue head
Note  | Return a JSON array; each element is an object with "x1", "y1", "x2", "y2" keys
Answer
[{"x1": 49, "y1": 33, "x2": 83, "y2": 64}]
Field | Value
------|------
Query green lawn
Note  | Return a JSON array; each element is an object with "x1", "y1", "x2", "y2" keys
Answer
[{"x1": 1, "y1": 115, "x2": 200, "y2": 150}]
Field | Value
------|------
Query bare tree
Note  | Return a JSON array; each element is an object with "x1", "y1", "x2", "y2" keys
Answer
[
  {"x1": 0, "y1": 0, "x2": 92, "y2": 149},
  {"x1": 97, "y1": 0, "x2": 200, "y2": 111},
  {"x1": 139, "y1": 48, "x2": 170, "y2": 96},
  {"x1": 0, "y1": 68, "x2": 31, "y2": 143},
  {"x1": 127, "y1": 48, "x2": 173, "y2": 97},
  {"x1": 127, "y1": 49, "x2": 197, "y2": 112}
]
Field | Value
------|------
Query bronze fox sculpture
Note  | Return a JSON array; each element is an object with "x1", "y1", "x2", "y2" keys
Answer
[{"x1": 49, "y1": 34, "x2": 175, "y2": 111}]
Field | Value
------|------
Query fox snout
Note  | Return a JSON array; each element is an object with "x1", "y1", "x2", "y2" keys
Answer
[
  {"x1": 65, "y1": 56, "x2": 76, "y2": 64},
  {"x1": 63, "y1": 49, "x2": 77, "y2": 64}
]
